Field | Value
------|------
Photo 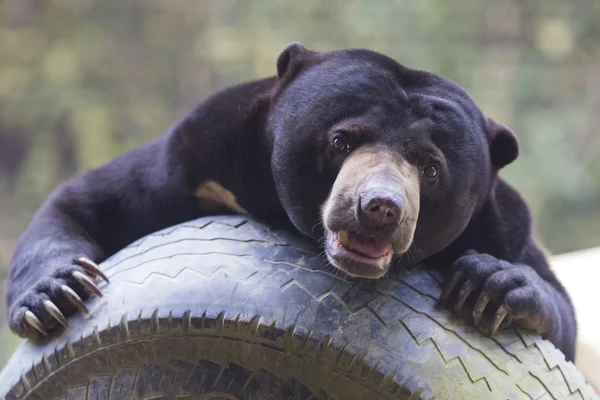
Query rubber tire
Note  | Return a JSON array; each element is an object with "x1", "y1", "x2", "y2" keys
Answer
[{"x1": 0, "y1": 216, "x2": 597, "y2": 400}]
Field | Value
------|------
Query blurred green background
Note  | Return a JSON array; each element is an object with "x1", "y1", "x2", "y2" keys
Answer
[{"x1": 1, "y1": 0, "x2": 599, "y2": 369}]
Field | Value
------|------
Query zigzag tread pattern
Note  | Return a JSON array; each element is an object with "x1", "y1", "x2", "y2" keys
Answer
[
  {"x1": 260, "y1": 262, "x2": 595, "y2": 399},
  {"x1": 389, "y1": 276, "x2": 596, "y2": 399},
  {"x1": 103, "y1": 218, "x2": 252, "y2": 267},
  {"x1": 104, "y1": 257, "x2": 595, "y2": 399},
  {"x1": 107, "y1": 220, "x2": 598, "y2": 399},
  {"x1": 2, "y1": 218, "x2": 597, "y2": 400}
]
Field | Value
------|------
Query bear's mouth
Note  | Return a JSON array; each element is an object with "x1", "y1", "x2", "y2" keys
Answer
[
  {"x1": 324, "y1": 229, "x2": 394, "y2": 278},
  {"x1": 336, "y1": 231, "x2": 392, "y2": 258}
]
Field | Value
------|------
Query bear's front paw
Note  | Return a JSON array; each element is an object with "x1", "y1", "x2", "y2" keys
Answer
[
  {"x1": 440, "y1": 250, "x2": 554, "y2": 336},
  {"x1": 8, "y1": 257, "x2": 109, "y2": 340}
]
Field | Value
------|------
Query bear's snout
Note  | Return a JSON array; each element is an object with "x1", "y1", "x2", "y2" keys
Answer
[
  {"x1": 358, "y1": 184, "x2": 405, "y2": 233},
  {"x1": 320, "y1": 146, "x2": 420, "y2": 278}
]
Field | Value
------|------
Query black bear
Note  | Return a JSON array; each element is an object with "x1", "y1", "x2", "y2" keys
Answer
[{"x1": 5, "y1": 43, "x2": 577, "y2": 361}]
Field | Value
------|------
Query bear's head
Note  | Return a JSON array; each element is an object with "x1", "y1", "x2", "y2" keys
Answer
[{"x1": 268, "y1": 43, "x2": 519, "y2": 278}]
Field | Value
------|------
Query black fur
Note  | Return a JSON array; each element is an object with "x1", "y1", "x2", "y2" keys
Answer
[{"x1": 5, "y1": 43, "x2": 576, "y2": 360}]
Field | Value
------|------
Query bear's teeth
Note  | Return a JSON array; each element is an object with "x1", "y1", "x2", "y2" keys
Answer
[{"x1": 338, "y1": 231, "x2": 352, "y2": 249}]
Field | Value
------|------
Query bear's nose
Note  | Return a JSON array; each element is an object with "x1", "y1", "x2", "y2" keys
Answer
[{"x1": 358, "y1": 189, "x2": 402, "y2": 231}]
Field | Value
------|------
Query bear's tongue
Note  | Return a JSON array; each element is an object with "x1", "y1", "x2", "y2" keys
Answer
[{"x1": 340, "y1": 231, "x2": 391, "y2": 258}]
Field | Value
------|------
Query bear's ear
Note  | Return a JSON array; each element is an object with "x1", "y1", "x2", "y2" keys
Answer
[
  {"x1": 276, "y1": 42, "x2": 310, "y2": 80},
  {"x1": 485, "y1": 117, "x2": 519, "y2": 169}
]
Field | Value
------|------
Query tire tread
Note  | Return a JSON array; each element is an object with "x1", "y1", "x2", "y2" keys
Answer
[{"x1": 0, "y1": 216, "x2": 597, "y2": 400}]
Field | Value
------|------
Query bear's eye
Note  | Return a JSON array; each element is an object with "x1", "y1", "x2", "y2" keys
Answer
[
  {"x1": 423, "y1": 164, "x2": 439, "y2": 181},
  {"x1": 331, "y1": 134, "x2": 351, "y2": 153}
]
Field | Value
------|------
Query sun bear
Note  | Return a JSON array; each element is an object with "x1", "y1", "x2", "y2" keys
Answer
[{"x1": 5, "y1": 43, "x2": 577, "y2": 361}]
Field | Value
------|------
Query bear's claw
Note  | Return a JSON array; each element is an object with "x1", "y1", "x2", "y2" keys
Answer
[
  {"x1": 72, "y1": 270, "x2": 103, "y2": 297},
  {"x1": 490, "y1": 305, "x2": 508, "y2": 336},
  {"x1": 24, "y1": 310, "x2": 47, "y2": 336},
  {"x1": 472, "y1": 291, "x2": 490, "y2": 325},
  {"x1": 43, "y1": 300, "x2": 69, "y2": 328},
  {"x1": 74, "y1": 257, "x2": 109, "y2": 282},
  {"x1": 61, "y1": 284, "x2": 89, "y2": 314},
  {"x1": 13, "y1": 262, "x2": 107, "y2": 340},
  {"x1": 440, "y1": 271, "x2": 461, "y2": 302},
  {"x1": 441, "y1": 249, "x2": 554, "y2": 337},
  {"x1": 454, "y1": 279, "x2": 474, "y2": 312}
]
